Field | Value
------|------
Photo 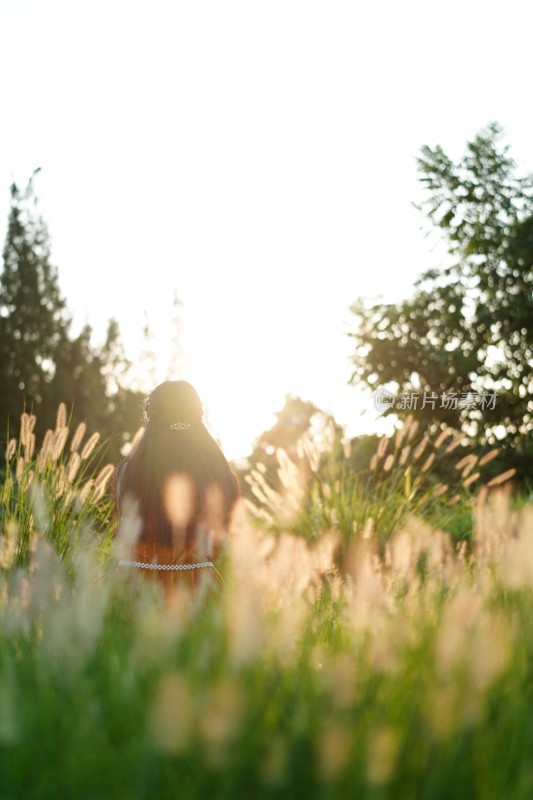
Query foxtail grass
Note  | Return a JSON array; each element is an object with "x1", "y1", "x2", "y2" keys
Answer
[
  {"x1": 0, "y1": 443, "x2": 532, "y2": 797},
  {"x1": 2, "y1": 407, "x2": 114, "y2": 570},
  {"x1": 245, "y1": 414, "x2": 521, "y2": 559}
]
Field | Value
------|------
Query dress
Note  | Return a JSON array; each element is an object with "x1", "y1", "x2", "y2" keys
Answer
[{"x1": 113, "y1": 461, "x2": 224, "y2": 599}]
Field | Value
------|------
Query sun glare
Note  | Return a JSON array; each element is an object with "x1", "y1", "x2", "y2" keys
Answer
[{"x1": 126, "y1": 294, "x2": 396, "y2": 464}]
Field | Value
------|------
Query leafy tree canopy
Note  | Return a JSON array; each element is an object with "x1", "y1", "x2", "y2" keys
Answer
[{"x1": 348, "y1": 123, "x2": 533, "y2": 485}]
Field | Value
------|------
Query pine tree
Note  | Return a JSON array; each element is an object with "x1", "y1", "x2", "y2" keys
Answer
[
  {"x1": 0, "y1": 173, "x2": 154, "y2": 462},
  {"x1": 0, "y1": 170, "x2": 70, "y2": 432}
]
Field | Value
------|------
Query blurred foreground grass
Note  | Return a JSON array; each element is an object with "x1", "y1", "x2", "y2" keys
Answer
[{"x1": 1, "y1": 409, "x2": 533, "y2": 799}]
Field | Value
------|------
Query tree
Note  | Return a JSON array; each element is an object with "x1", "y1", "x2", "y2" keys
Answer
[
  {"x1": 347, "y1": 123, "x2": 533, "y2": 484},
  {"x1": 238, "y1": 394, "x2": 343, "y2": 503},
  {"x1": 0, "y1": 171, "x2": 71, "y2": 430},
  {"x1": 0, "y1": 173, "x2": 143, "y2": 462}
]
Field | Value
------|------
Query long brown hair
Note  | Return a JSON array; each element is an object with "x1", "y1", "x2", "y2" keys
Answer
[{"x1": 114, "y1": 380, "x2": 240, "y2": 562}]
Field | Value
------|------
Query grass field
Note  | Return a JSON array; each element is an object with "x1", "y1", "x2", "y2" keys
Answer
[{"x1": 0, "y1": 408, "x2": 532, "y2": 799}]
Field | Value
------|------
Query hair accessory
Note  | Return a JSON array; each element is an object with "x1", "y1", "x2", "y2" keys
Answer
[{"x1": 169, "y1": 421, "x2": 191, "y2": 431}]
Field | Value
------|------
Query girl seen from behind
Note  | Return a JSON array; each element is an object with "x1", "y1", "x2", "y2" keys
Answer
[{"x1": 113, "y1": 380, "x2": 241, "y2": 601}]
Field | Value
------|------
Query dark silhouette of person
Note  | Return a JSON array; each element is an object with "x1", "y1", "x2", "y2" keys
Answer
[{"x1": 113, "y1": 380, "x2": 240, "y2": 599}]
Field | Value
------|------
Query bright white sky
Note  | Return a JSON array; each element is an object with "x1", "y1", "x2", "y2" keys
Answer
[{"x1": 1, "y1": 0, "x2": 532, "y2": 460}]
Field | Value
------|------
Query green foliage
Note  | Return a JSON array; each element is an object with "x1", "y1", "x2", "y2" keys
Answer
[
  {"x1": 348, "y1": 122, "x2": 533, "y2": 486},
  {"x1": 0, "y1": 174, "x2": 145, "y2": 462},
  {"x1": 247, "y1": 413, "x2": 519, "y2": 563},
  {"x1": 0, "y1": 172, "x2": 69, "y2": 422},
  {"x1": 1, "y1": 413, "x2": 533, "y2": 798}
]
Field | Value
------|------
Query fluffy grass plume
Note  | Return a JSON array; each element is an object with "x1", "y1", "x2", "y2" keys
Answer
[{"x1": 0, "y1": 407, "x2": 532, "y2": 798}]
